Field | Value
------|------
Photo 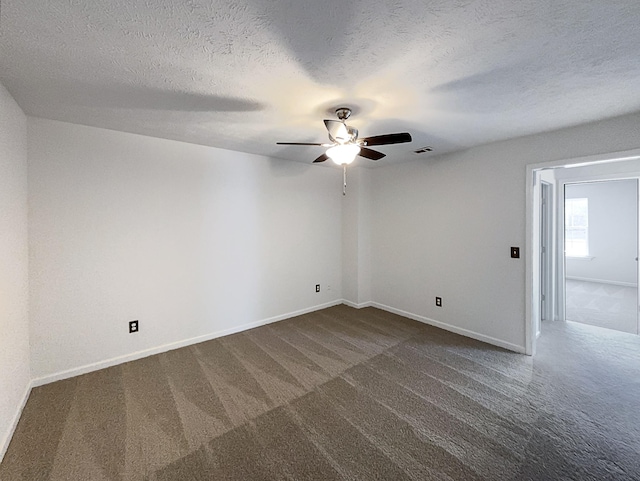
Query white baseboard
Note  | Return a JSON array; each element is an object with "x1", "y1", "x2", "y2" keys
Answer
[
  {"x1": 565, "y1": 276, "x2": 637, "y2": 288},
  {"x1": 7, "y1": 299, "x2": 523, "y2": 460},
  {"x1": 370, "y1": 302, "x2": 526, "y2": 354},
  {"x1": 28, "y1": 296, "x2": 524, "y2": 393},
  {"x1": 0, "y1": 381, "x2": 32, "y2": 464},
  {"x1": 31, "y1": 299, "x2": 344, "y2": 387},
  {"x1": 342, "y1": 299, "x2": 373, "y2": 309}
]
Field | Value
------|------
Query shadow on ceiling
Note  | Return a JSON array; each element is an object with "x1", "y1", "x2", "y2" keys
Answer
[{"x1": 54, "y1": 81, "x2": 265, "y2": 113}]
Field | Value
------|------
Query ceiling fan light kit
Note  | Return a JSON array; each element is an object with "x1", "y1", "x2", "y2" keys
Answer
[
  {"x1": 276, "y1": 107, "x2": 412, "y2": 194},
  {"x1": 326, "y1": 144, "x2": 361, "y2": 165}
]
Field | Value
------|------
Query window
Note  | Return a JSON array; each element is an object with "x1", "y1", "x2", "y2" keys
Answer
[{"x1": 565, "y1": 198, "x2": 589, "y2": 257}]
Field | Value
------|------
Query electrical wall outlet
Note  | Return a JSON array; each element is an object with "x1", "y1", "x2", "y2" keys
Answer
[
  {"x1": 435, "y1": 297, "x2": 442, "y2": 307},
  {"x1": 315, "y1": 284, "x2": 320, "y2": 293},
  {"x1": 129, "y1": 320, "x2": 139, "y2": 333}
]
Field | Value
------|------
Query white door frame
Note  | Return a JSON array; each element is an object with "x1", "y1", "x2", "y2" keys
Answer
[
  {"x1": 526, "y1": 148, "x2": 640, "y2": 355},
  {"x1": 540, "y1": 180, "x2": 553, "y2": 324}
]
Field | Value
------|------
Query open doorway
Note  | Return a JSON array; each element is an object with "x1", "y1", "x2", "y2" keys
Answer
[
  {"x1": 564, "y1": 180, "x2": 639, "y2": 335},
  {"x1": 526, "y1": 150, "x2": 640, "y2": 355}
]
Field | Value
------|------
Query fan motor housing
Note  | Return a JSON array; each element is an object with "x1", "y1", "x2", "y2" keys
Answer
[{"x1": 335, "y1": 107, "x2": 352, "y2": 121}]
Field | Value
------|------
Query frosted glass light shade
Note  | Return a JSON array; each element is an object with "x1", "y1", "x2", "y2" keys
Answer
[{"x1": 326, "y1": 144, "x2": 360, "y2": 165}]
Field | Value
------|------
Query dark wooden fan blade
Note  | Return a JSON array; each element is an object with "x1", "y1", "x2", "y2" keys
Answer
[
  {"x1": 276, "y1": 142, "x2": 324, "y2": 146},
  {"x1": 360, "y1": 132, "x2": 412, "y2": 146},
  {"x1": 358, "y1": 147, "x2": 386, "y2": 161},
  {"x1": 324, "y1": 120, "x2": 350, "y2": 142},
  {"x1": 313, "y1": 153, "x2": 329, "y2": 163}
]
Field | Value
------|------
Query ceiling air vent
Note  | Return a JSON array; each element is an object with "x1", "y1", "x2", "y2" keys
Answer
[{"x1": 413, "y1": 146, "x2": 433, "y2": 154}]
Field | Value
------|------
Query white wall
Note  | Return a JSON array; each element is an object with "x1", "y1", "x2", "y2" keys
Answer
[
  {"x1": 357, "y1": 168, "x2": 373, "y2": 305},
  {"x1": 0, "y1": 83, "x2": 31, "y2": 460},
  {"x1": 565, "y1": 180, "x2": 637, "y2": 285},
  {"x1": 342, "y1": 169, "x2": 359, "y2": 304},
  {"x1": 28, "y1": 118, "x2": 343, "y2": 381},
  {"x1": 342, "y1": 167, "x2": 372, "y2": 306},
  {"x1": 371, "y1": 112, "x2": 640, "y2": 351}
]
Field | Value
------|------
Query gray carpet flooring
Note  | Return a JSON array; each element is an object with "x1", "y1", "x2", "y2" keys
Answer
[
  {"x1": 1, "y1": 305, "x2": 639, "y2": 480},
  {"x1": 565, "y1": 279, "x2": 638, "y2": 334}
]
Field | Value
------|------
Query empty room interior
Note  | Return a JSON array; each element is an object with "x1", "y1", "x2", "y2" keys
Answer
[{"x1": 2, "y1": 1, "x2": 640, "y2": 480}]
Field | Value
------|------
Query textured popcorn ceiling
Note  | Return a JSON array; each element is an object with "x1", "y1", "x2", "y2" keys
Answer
[{"x1": 1, "y1": 0, "x2": 640, "y2": 165}]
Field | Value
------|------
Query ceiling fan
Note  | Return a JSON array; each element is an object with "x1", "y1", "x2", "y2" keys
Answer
[
  {"x1": 276, "y1": 107, "x2": 412, "y2": 194},
  {"x1": 277, "y1": 107, "x2": 412, "y2": 166}
]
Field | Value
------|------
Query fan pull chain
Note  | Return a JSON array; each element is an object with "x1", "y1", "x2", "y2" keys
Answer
[{"x1": 343, "y1": 165, "x2": 347, "y2": 195}]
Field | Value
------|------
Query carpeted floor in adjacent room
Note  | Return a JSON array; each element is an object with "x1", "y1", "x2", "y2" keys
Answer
[{"x1": 1, "y1": 305, "x2": 639, "y2": 480}]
